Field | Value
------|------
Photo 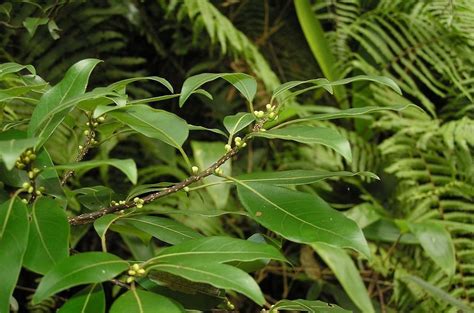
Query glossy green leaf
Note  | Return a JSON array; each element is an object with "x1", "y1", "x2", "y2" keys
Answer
[
  {"x1": 28, "y1": 59, "x2": 102, "y2": 146},
  {"x1": 107, "y1": 76, "x2": 173, "y2": 94},
  {"x1": 110, "y1": 289, "x2": 185, "y2": 313},
  {"x1": 0, "y1": 62, "x2": 36, "y2": 79},
  {"x1": 0, "y1": 137, "x2": 39, "y2": 170},
  {"x1": 252, "y1": 125, "x2": 352, "y2": 161},
  {"x1": 236, "y1": 181, "x2": 370, "y2": 257},
  {"x1": 312, "y1": 243, "x2": 374, "y2": 313},
  {"x1": 108, "y1": 105, "x2": 188, "y2": 149},
  {"x1": 409, "y1": 221, "x2": 456, "y2": 276},
  {"x1": 191, "y1": 141, "x2": 231, "y2": 209},
  {"x1": 51, "y1": 159, "x2": 137, "y2": 184},
  {"x1": 94, "y1": 214, "x2": 124, "y2": 252},
  {"x1": 57, "y1": 284, "x2": 105, "y2": 313},
  {"x1": 23, "y1": 197, "x2": 70, "y2": 274},
  {"x1": 179, "y1": 73, "x2": 257, "y2": 107},
  {"x1": 146, "y1": 236, "x2": 286, "y2": 265},
  {"x1": 151, "y1": 262, "x2": 265, "y2": 305},
  {"x1": 236, "y1": 170, "x2": 378, "y2": 185},
  {"x1": 401, "y1": 274, "x2": 474, "y2": 312},
  {"x1": 223, "y1": 112, "x2": 255, "y2": 137},
  {"x1": 0, "y1": 198, "x2": 29, "y2": 313},
  {"x1": 270, "y1": 299, "x2": 350, "y2": 312},
  {"x1": 121, "y1": 215, "x2": 203, "y2": 245},
  {"x1": 33, "y1": 252, "x2": 128, "y2": 304}
]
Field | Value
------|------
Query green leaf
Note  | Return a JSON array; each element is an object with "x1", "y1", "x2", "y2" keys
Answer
[
  {"x1": 332, "y1": 75, "x2": 402, "y2": 95},
  {"x1": 23, "y1": 197, "x2": 70, "y2": 274},
  {"x1": 33, "y1": 252, "x2": 128, "y2": 304},
  {"x1": 23, "y1": 17, "x2": 49, "y2": 37},
  {"x1": 108, "y1": 105, "x2": 188, "y2": 149},
  {"x1": 151, "y1": 262, "x2": 265, "y2": 305},
  {"x1": 223, "y1": 112, "x2": 255, "y2": 137},
  {"x1": 188, "y1": 124, "x2": 228, "y2": 137},
  {"x1": 401, "y1": 274, "x2": 474, "y2": 312},
  {"x1": 312, "y1": 243, "x2": 374, "y2": 313},
  {"x1": 270, "y1": 299, "x2": 350, "y2": 312},
  {"x1": 28, "y1": 59, "x2": 102, "y2": 146},
  {"x1": 236, "y1": 170, "x2": 378, "y2": 185},
  {"x1": 121, "y1": 215, "x2": 203, "y2": 245},
  {"x1": 0, "y1": 62, "x2": 36, "y2": 79},
  {"x1": 280, "y1": 104, "x2": 419, "y2": 125},
  {"x1": 74, "y1": 186, "x2": 115, "y2": 211},
  {"x1": 191, "y1": 141, "x2": 231, "y2": 209},
  {"x1": 271, "y1": 78, "x2": 332, "y2": 103},
  {"x1": 252, "y1": 125, "x2": 352, "y2": 162},
  {"x1": 408, "y1": 221, "x2": 456, "y2": 276},
  {"x1": 47, "y1": 19, "x2": 60, "y2": 40},
  {"x1": 110, "y1": 289, "x2": 185, "y2": 313},
  {"x1": 51, "y1": 159, "x2": 137, "y2": 184},
  {"x1": 179, "y1": 73, "x2": 257, "y2": 107},
  {"x1": 57, "y1": 284, "x2": 105, "y2": 313},
  {"x1": 0, "y1": 137, "x2": 39, "y2": 170},
  {"x1": 107, "y1": 76, "x2": 173, "y2": 94},
  {"x1": 0, "y1": 198, "x2": 29, "y2": 313},
  {"x1": 146, "y1": 236, "x2": 286, "y2": 265},
  {"x1": 93, "y1": 213, "x2": 141, "y2": 252},
  {"x1": 236, "y1": 181, "x2": 370, "y2": 257}
]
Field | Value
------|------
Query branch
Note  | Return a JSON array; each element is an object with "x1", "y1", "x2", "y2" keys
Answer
[{"x1": 68, "y1": 119, "x2": 266, "y2": 226}]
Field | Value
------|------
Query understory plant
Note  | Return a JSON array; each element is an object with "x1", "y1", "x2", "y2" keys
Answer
[{"x1": 0, "y1": 59, "x2": 408, "y2": 312}]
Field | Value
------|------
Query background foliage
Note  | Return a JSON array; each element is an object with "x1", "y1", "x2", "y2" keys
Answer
[{"x1": 0, "y1": 0, "x2": 473, "y2": 312}]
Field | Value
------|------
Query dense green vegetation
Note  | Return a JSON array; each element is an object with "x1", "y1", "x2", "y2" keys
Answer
[{"x1": 0, "y1": 1, "x2": 473, "y2": 312}]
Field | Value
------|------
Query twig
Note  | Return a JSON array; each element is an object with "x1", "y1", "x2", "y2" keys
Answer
[{"x1": 68, "y1": 119, "x2": 267, "y2": 225}]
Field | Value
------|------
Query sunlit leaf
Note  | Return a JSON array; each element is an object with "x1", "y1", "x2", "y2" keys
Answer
[{"x1": 236, "y1": 181, "x2": 370, "y2": 257}]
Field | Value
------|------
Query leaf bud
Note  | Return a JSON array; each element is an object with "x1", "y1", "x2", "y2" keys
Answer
[
  {"x1": 184, "y1": 186, "x2": 190, "y2": 192},
  {"x1": 192, "y1": 166, "x2": 199, "y2": 174}
]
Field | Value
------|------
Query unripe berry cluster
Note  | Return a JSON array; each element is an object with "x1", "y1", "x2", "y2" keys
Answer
[
  {"x1": 253, "y1": 103, "x2": 278, "y2": 121},
  {"x1": 133, "y1": 197, "x2": 145, "y2": 208},
  {"x1": 15, "y1": 149, "x2": 36, "y2": 170},
  {"x1": 126, "y1": 263, "x2": 146, "y2": 283}
]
